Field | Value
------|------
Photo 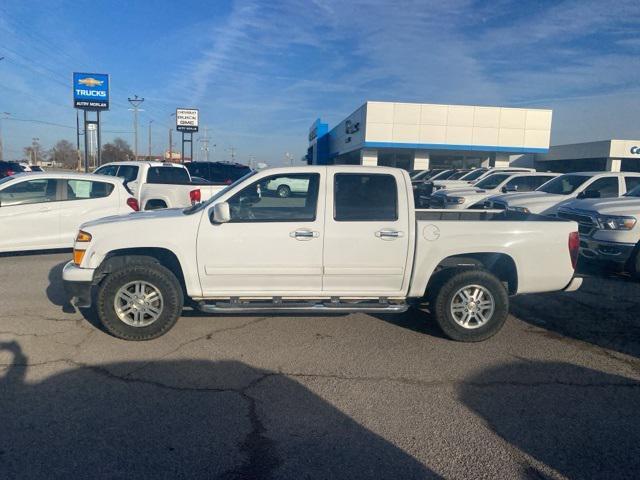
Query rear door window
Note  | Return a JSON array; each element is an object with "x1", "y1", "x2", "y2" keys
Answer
[
  {"x1": 65, "y1": 180, "x2": 114, "y2": 200},
  {"x1": 624, "y1": 176, "x2": 640, "y2": 193},
  {"x1": 116, "y1": 165, "x2": 140, "y2": 183},
  {"x1": 146, "y1": 166, "x2": 190, "y2": 184},
  {"x1": 584, "y1": 177, "x2": 619, "y2": 198},
  {"x1": 334, "y1": 173, "x2": 398, "y2": 221}
]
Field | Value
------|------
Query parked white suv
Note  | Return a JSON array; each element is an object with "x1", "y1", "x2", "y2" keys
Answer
[
  {"x1": 430, "y1": 167, "x2": 536, "y2": 191},
  {"x1": 487, "y1": 172, "x2": 640, "y2": 216},
  {"x1": 94, "y1": 161, "x2": 225, "y2": 210},
  {"x1": 0, "y1": 172, "x2": 138, "y2": 252},
  {"x1": 557, "y1": 178, "x2": 640, "y2": 276},
  {"x1": 429, "y1": 172, "x2": 559, "y2": 209}
]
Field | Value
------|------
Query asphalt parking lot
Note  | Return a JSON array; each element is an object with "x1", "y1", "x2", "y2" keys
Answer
[{"x1": 1, "y1": 252, "x2": 639, "y2": 479}]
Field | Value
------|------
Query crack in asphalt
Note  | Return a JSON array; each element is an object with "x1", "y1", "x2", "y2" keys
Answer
[{"x1": 121, "y1": 316, "x2": 272, "y2": 379}]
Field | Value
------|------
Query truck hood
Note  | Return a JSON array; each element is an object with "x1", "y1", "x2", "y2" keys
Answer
[
  {"x1": 435, "y1": 187, "x2": 487, "y2": 197},
  {"x1": 564, "y1": 196, "x2": 640, "y2": 216},
  {"x1": 489, "y1": 192, "x2": 571, "y2": 213},
  {"x1": 432, "y1": 180, "x2": 473, "y2": 187},
  {"x1": 81, "y1": 207, "x2": 187, "y2": 229}
]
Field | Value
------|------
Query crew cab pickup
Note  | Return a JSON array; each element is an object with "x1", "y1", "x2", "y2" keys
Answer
[
  {"x1": 428, "y1": 172, "x2": 559, "y2": 209},
  {"x1": 62, "y1": 166, "x2": 582, "y2": 342},
  {"x1": 94, "y1": 161, "x2": 225, "y2": 210},
  {"x1": 558, "y1": 184, "x2": 640, "y2": 276}
]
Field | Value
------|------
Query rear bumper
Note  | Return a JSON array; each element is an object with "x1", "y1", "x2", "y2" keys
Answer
[
  {"x1": 562, "y1": 276, "x2": 583, "y2": 292},
  {"x1": 62, "y1": 262, "x2": 95, "y2": 308}
]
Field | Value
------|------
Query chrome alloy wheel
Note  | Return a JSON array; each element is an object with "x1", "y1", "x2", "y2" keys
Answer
[
  {"x1": 450, "y1": 284, "x2": 495, "y2": 329},
  {"x1": 114, "y1": 281, "x2": 164, "y2": 327}
]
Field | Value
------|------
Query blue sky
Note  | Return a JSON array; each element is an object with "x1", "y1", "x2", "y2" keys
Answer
[{"x1": 1, "y1": 0, "x2": 639, "y2": 164}]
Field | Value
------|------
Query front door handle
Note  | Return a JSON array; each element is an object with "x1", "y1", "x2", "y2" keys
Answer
[
  {"x1": 375, "y1": 229, "x2": 404, "y2": 239},
  {"x1": 290, "y1": 229, "x2": 320, "y2": 241}
]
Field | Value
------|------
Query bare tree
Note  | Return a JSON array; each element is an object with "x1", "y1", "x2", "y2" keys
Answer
[
  {"x1": 23, "y1": 138, "x2": 46, "y2": 165},
  {"x1": 102, "y1": 137, "x2": 134, "y2": 163},
  {"x1": 49, "y1": 139, "x2": 78, "y2": 169}
]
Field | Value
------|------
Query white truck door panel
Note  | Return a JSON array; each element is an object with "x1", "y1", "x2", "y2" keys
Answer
[
  {"x1": 197, "y1": 171, "x2": 325, "y2": 295},
  {"x1": 322, "y1": 170, "x2": 411, "y2": 295}
]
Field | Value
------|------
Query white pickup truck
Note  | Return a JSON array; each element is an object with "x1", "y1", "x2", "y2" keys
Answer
[
  {"x1": 558, "y1": 185, "x2": 640, "y2": 277},
  {"x1": 486, "y1": 172, "x2": 640, "y2": 216},
  {"x1": 62, "y1": 166, "x2": 582, "y2": 342},
  {"x1": 94, "y1": 161, "x2": 225, "y2": 210}
]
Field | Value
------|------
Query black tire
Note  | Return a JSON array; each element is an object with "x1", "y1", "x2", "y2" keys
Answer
[
  {"x1": 631, "y1": 248, "x2": 640, "y2": 280},
  {"x1": 276, "y1": 185, "x2": 291, "y2": 198},
  {"x1": 96, "y1": 260, "x2": 184, "y2": 341},
  {"x1": 429, "y1": 269, "x2": 508, "y2": 342}
]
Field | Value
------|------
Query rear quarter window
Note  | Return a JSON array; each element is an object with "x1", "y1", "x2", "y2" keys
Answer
[{"x1": 334, "y1": 173, "x2": 398, "y2": 221}]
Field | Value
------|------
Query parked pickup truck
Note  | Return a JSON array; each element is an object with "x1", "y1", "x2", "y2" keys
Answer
[
  {"x1": 557, "y1": 184, "x2": 640, "y2": 277},
  {"x1": 427, "y1": 172, "x2": 559, "y2": 209},
  {"x1": 486, "y1": 172, "x2": 640, "y2": 216},
  {"x1": 62, "y1": 166, "x2": 582, "y2": 342},
  {"x1": 94, "y1": 161, "x2": 225, "y2": 210}
]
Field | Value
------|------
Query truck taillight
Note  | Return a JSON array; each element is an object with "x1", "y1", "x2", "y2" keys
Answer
[
  {"x1": 127, "y1": 197, "x2": 140, "y2": 211},
  {"x1": 568, "y1": 231, "x2": 579, "y2": 270},
  {"x1": 190, "y1": 189, "x2": 201, "y2": 205},
  {"x1": 7, "y1": 169, "x2": 14, "y2": 176}
]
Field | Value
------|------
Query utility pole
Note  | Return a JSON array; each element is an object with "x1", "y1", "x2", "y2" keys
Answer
[
  {"x1": 127, "y1": 95, "x2": 145, "y2": 159},
  {"x1": 285, "y1": 152, "x2": 293, "y2": 166},
  {"x1": 0, "y1": 112, "x2": 10, "y2": 161},
  {"x1": 229, "y1": 146, "x2": 236, "y2": 162},
  {"x1": 148, "y1": 120, "x2": 153, "y2": 160},
  {"x1": 31, "y1": 137, "x2": 40, "y2": 165}
]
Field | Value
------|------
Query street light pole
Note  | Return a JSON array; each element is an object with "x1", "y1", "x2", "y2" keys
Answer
[
  {"x1": 168, "y1": 112, "x2": 175, "y2": 161},
  {"x1": 127, "y1": 95, "x2": 145, "y2": 159}
]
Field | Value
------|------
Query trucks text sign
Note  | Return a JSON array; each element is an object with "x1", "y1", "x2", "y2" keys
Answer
[
  {"x1": 176, "y1": 108, "x2": 199, "y2": 132},
  {"x1": 73, "y1": 72, "x2": 109, "y2": 110}
]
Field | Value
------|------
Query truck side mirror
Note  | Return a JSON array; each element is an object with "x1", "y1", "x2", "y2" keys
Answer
[
  {"x1": 211, "y1": 202, "x2": 231, "y2": 223},
  {"x1": 502, "y1": 185, "x2": 518, "y2": 193}
]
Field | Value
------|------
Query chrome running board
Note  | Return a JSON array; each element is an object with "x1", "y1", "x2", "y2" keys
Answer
[{"x1": 198, "y1": 298, "x2": 408, "y2": 314}]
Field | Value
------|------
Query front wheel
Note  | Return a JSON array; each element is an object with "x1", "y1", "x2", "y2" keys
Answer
[
  {"x1": 429, "y1": 269, "x2": 508, "y2": 342},
  {"x1": 96, "y1": 261, "x2": 184, "y2": 340}
]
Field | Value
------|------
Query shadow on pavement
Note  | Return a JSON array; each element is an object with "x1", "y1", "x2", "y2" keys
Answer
[
  {"x1": 46, "y1": 261, "x2": 76, "y2": 314},
  {"x1": 370, "y1": 307, "x2": 448, "y2": 339},
  {"x1": 460, "y1": 360, "x2": 640, "y2": 479},
  {"x1": 511, "y1": 276, "x2": 640, "y2": 359},
  {"x1": 0, "y1": 341, "x2": 436, "y2": 479}
]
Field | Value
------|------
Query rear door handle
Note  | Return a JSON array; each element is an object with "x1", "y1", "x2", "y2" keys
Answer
[
  {"x1": 375, "y1": 229, "x2": 404, "y2": 239},
  {"x1": 290, "y1": 229, "x2": 320, "y2": 241}
]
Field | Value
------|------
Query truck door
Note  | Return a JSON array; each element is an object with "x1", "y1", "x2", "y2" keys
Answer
[
  {"x1": 197, "y1": 170, "x2": 325, "y2": 296},
  {"x1": 322, "y1": 169, "x2": 411, "y2": 296}
]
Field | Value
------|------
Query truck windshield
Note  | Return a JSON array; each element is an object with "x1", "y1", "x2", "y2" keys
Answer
[
  {"x1": 183, "y1": 170, "x2": 257, "y2": 215},
  {"x1": 537, "y1": 174, "x2": 589, "y2": 195},
  {"x1": 475, "y1": 173, "x2": 511, "y2": 190},
  {"x1": 447, "y1": 171, "x2": 468, "y2": 180},
  {"x1": 411, "y1": 170, "x2": 430, "y2": 181},
  {"x1": 460, "y1": 169, "x2": 486, "y2": 181}
]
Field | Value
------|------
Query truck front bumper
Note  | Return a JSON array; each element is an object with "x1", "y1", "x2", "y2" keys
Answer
[
  {"x1": 62, "y1": 261, "x2": 96, "y2": 308},
  {"x1": 579, "y1": 238, "x2": 635, "y2": 267}
]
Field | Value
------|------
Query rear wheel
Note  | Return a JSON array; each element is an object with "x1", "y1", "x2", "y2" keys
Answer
[
  {"x1": 429, "y1": 269, "x2": 508, "y2": 342},
  {"x1": 276, "y1": 185, "x2": 291, "y2": 198},
  {"x1": 96, "y1": 260, "x2": 183, "y2": 340}
]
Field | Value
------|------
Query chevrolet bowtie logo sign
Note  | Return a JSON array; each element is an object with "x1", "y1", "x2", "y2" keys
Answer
[
  {"x1": 78, "y1": 77, "x2": 104, "y2": 87},
  {"x1": 631, "y1": 146, "x2": 640, "y2": 154},
  {"x1": 345, "y1": 120, "x2": 360, "y2": 134}
]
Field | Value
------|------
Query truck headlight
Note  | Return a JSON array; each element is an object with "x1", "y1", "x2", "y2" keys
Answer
[
  {"x1": 507, "y1": 206, "x2": 530, "y2": 214},
  {"x1": 446, "y1": 196, "x2": 466, "y2": 204},
  {"x1": 597, "y1": 215, "x2": 637, "y2": 230}
]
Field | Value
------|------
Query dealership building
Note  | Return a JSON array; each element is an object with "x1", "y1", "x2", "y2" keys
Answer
[
  {"x1": 529, "y1": 139, "x2": 640, "y2": 173},
  {"x1": 307, "y1": 101, "x2": 640, "y2": 173},
  {"x1": 307, "y1": 101, "x2": 553, "y2": 171}
]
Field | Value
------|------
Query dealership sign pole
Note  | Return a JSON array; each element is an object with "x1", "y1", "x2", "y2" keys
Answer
[
  {"x1": 176, "y1": 108, "x2": 199, "y2": 163},
  {"x1": 73, "y1": 72, "x2": 109, "y2": 171}
]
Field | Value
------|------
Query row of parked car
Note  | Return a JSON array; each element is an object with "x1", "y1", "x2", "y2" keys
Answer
[
  {"x1": 0, "y1": 160, "x2": 252, "y2": 253},
  {"x1": 411, "y1": 166, "x2": 640, "y2": 277}
]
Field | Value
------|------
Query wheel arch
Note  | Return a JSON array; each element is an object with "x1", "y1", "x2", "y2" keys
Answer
[
  {"x1": 425, "y1": 252, "x2": 518, "y2": 296},
  {"x1": 94, "y1": 248, "x2": 188, "y2": 298}
]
